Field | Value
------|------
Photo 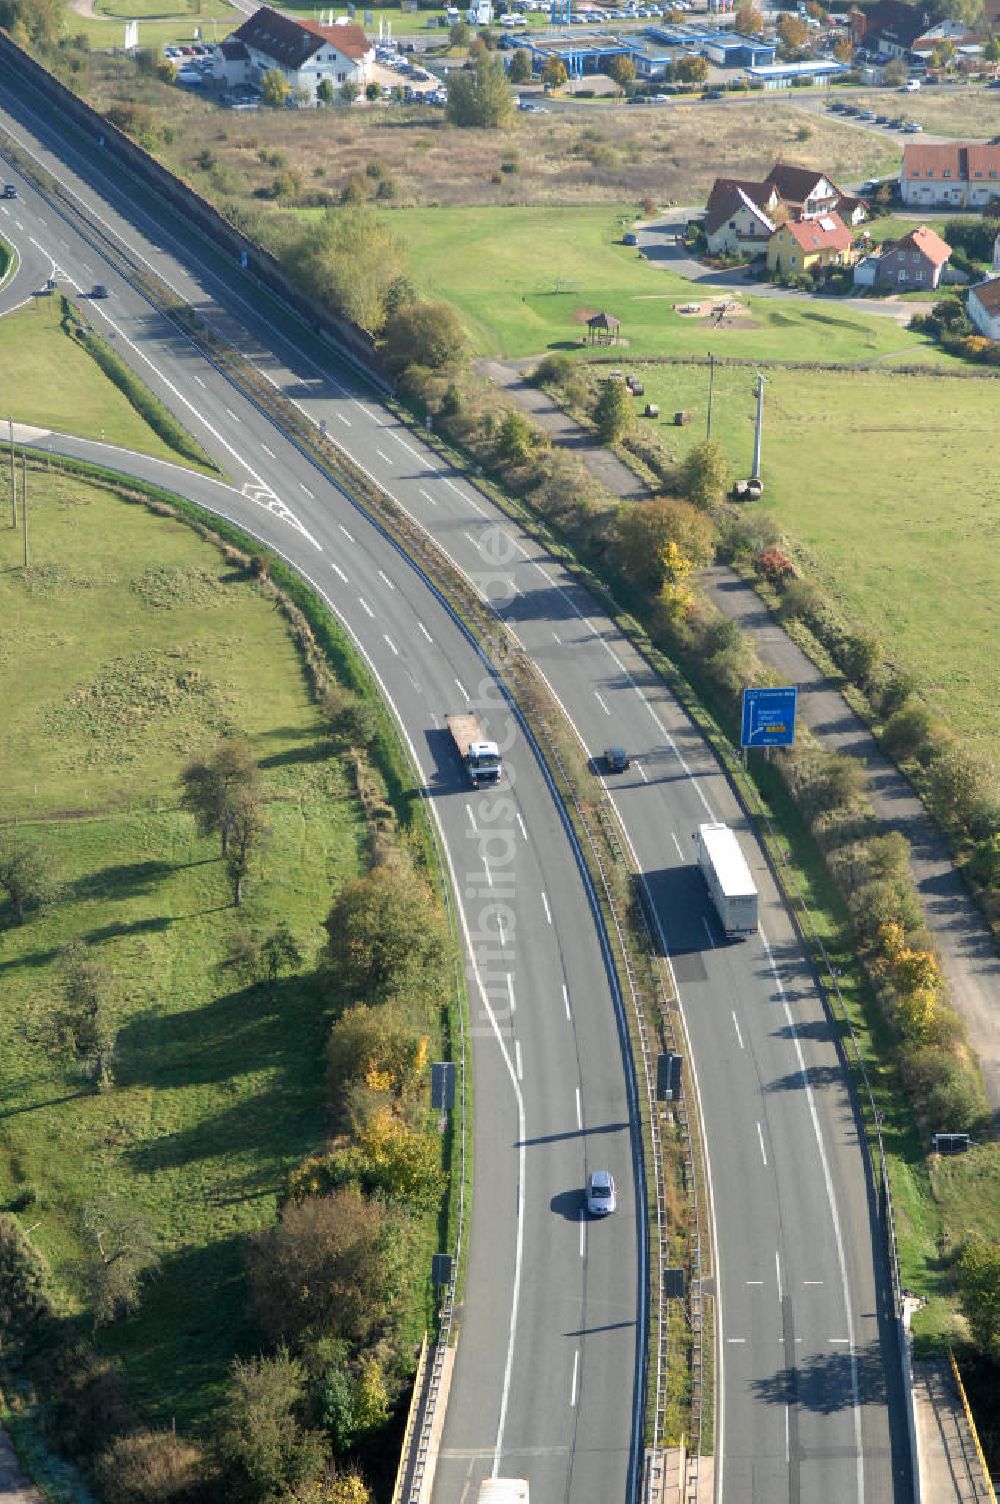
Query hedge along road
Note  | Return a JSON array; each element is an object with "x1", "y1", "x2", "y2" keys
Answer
[{"x1": 0, "y1": 69, "x2": 909, "y2": 1504}]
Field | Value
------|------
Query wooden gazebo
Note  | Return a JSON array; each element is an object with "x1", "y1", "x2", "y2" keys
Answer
[{"x1": 586, "y1": 311, "x2": 621, "y2": 345}]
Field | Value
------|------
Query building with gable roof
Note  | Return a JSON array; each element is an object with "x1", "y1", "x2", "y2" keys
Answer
[
  {"x1": 849, "y1": 0, "x2": 931, "y2": 57},
  {"x1": 900, "y1": 143, "x2": 1000, "y2": 208},
  {"x1": 875, "y1": 224, "x2": 952, "y2": 289},
  {"x1": 968, "y1": 275, "x2": 1000, "y2": 339},
  {"x1": 704, "y1": 177, "x2": 782, "y2": 255},
  {"x1": 767, "y1": 212, "x2": 853, "y2": 276},
  {"x1": 216, "y1": 6, "x2": 374, "y2": 98}
]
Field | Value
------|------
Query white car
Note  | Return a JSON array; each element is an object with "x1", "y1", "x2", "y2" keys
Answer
[{"x1": 587, "y1": 1169, "x2": 617, "y2": 1216}]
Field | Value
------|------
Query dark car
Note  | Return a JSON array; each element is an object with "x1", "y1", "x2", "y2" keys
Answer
[
  {"x1": 702, "y1": 88, "x2": 724, "y2": 99},
  {"x1": 2, "y1": 183, "x2": 16, "y2": 198},
  {"x1": 605, "y1": 746, "x2": 630, "y2": 773},
  {"x1": 91, "y1": 283, "x2": 109, "y2": 298}
]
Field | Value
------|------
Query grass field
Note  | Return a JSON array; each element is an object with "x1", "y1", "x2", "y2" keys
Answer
[
  {"x1": 386, "y1": 204, "x2": 944, "y2": 363},
  {"x1": 0, "y1": 474, "x2": 371, "y2": 1429},
  {"x1": 581, "y1": 357, "x2": 1000, "y2": 751},
  {"x1": 0, "y1": 295, "x2": 203, "y2": 463}
]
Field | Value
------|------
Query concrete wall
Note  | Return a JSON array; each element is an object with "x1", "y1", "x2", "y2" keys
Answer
[{"x1": 0, "y1": 31, "x2": 391, "y2": 390}]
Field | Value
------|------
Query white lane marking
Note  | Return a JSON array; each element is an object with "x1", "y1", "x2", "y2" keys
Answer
[
  {"x1": 575, "y1": 1087, "x2": 582, "y2": 1130},
  {"x1": 507, "y1": 973, "x2": 516, "y2": 1015},
  {"x1": 463, "y1": 531, "x2": 479, "y2": 549},
  {"x1": 542, "y1": 891, "x2": 552, "y2": 925},
  {"x1": 483, "y1": 858, "x2": 493, "y2": 889},
  {"x1": 339, "y1": 524, "x2": 355, "y2": 543},
  {"x1": 637, "y1": 762, "x2": 648, "y2": 783},
  {"x1": 606, "y1": 648, "x2": 624, "y2": 670},
  {"x1": 376, "y1": 448, "x2": 392, "y2": 464},
  {"x1": 776, "y1": 1251, "x2": 783, "y2": 1305},
  {"x1": 336, "y1": 412, "x2": 351, "y2": 427},
  {"x1": 226, "y1": 408, "x2": 240, "y2": 423},
  {"x1": 579, "y1": 1210, "x2": 586, "y2": 1257},
  {"x1": 760, "y1": 925, "x2": 864, "y2": 1504},
  {"x1": 300, "y1": 483, "x2": 314, "y2": 498},
  {"x1": 829, "y1": 1337, "x2": 851, "y2": 1345},
  {"x1": 727, "y1": 1337, "x2": 747, "y2": 1344},
  {"x1": 359, "y1": 598, "x2": 374, "y2": 618},
  {"x1": 378, "y1": 568, "x2": 395, "y2": 590},
  {"x1": 672, "y1": 833, "x2": 685, "y2": 860},
  {"x1": 732, "y1": 1011, "x2": 744, "y2": 1050},
  {"x1": 193, "y1": 374, "x2": 206, "y2": 389},
  {"x1": 757, "y1": 1121, "x2": 768, "y2": 1167},
  {"x1": 746, "y1": 1280, "x2": 763, "y2": 1286},
  {"x1": 570, "y1": 1349, "x2": 580, "y2": 1408},
  {"x1": 419, "y1": 487, "x2": 438, "y2": 507},
  {"x1": 465, "y1": 803, "x2": 478, "y2": 831},
  {"x1": 516, "y1": 811, "x2": 527, "y2": 841},
  {"x1": 563, "y1": 983, "x2": 571, "y2": 1021},
  {"x1": 261, "y1": 442, "x2": 275, "y2": 457},
  {"x1": 444, "y1": 477, "x2": 466, "y2": 498},
  {"x1": 595, "y1": 691, "x2": 611, "y2": 715},
  {"x1": 455, "y1": 678, "x2": 470, "y2": 702},
  {"x1": 803, "y1": 1281, "x2": 825, "y2": 1287},
  {"x1": 331, "y1": 562, "x2": 349, "y2": 584},
  {"x1": 702, "y1": 917, "x2": 716, "y2": 948},
  {"x1": 497, "y1": 914, "x2": 506, "y2": 947},
  {"x1": 418, "y1": 621, "x2": 433, "y2": 643},
  {"x1": 785, "y1": 1407, "x2": 790, "y2": 1464},
  {"x1": 383, "y1": 635, "x2": 399, "y2": 657},
  {"x1": 515, "y1": 1039, "x2": 523, "y2": 1081},
  {"x1": 552, "y1": 631, "x2": 562, "y2": 645}
]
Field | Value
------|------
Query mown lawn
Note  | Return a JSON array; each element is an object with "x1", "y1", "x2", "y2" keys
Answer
[
  {"x1": 0, "y1": 295, "x2": 203, "y2": 463},
  {"x1": 388, "y1": 204, "x2": 943, "y2": 363},
  {"x1": 0, "y1": 475, "x2": 369, "y2": 1430},
  {"x1": 581, "y1": 357, "x2": 1000, "y2": 750}
]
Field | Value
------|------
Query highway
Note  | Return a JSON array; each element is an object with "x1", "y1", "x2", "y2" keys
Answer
[{"x1": 0, "y1": 59, "x2": 911, "y2": 1504}]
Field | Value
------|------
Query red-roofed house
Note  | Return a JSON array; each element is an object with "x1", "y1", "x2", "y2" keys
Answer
[
  {"x1": 875, "y1": 224, "x2": 952, "y2": 289},
  {"x1": 767, "y1": 213, "x2": 853, "y2": 275},
  {"x1": 217, "y1": 6, "x2": 374, "y2": 98},
  {"x1": 968, "y1": 276, "x2": 1000, "y2": 339},
  {"x1": 900, "y1": 143, "x2": 1000, "y2": 209},
  {"x1": 704, "y1": 178, "x2": 783, "y2": 255}
]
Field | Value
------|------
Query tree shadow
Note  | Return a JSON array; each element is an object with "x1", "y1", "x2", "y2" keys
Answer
[
  {"x1": 85, "y1": 916, "x2": 174, "y2": 944},
  {"x1": 70, "y1": 859, "x2": 177, "y2": 903},
  {"x1": 765, "y1": 1064, "x2": 845, "y2": 1094},
  {"x1": 750, "y1": 1341, "x2": 888, "y2": 1413},
  {"x1": 257, "y1": 741, "x2": 333, "y2": 771}
]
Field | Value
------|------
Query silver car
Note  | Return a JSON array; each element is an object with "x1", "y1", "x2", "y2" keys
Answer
[{"x1": 587, "y1": 1169, "x2": 617, "y2": 1216}]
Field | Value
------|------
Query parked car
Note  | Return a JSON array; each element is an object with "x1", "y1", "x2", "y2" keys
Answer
[
  {"x1": 587, "y1": 1170, "x2": 617, "y2": 1217},
  {"x1": 874, "y1": 113, "x2": 888, "y2": 123},
  {"x1": 902, "y1": 120, "x2": 923, "y2": 131},
  {"x1": 859, "y1": 108, "x2": 876, "y2": 120},
  {"x1": 889, "y1": 115, "x2": 905, "y2": 126}
]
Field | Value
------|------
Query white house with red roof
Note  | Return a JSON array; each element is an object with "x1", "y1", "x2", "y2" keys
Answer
[
  {"x1": 968, "y1": 276, "x2": 1000, "y2": 339},
  {"x1": 217, "y1": 6, "x2": 374, "y2": 98},
  {"x1": 900, "y1": 143, "x2": 1000, "y2": 209}
]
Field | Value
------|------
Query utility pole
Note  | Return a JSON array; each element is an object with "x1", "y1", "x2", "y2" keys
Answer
[
  {"x1": 751, "y1": 372, "x2": 765, "y2": 482},
  {"x1": 8, "y1": 416, "x2": 14, "y2": 528},
  {"x1": 706, "y1": 351, "x2": 716, "y2": 440},
  {"x1": 21, "y1": 451, "x2": 28, "y2": 569}
]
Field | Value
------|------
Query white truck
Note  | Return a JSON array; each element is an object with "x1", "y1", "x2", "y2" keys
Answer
[
  {"x1": 478, "y1": 1481, "x2": 529, "y2": 1503},
  {"x1": 447, "y1": 712, "x2": 502, "y2": 787},
  {"x1": 695, "y1": 822, "x2": 758, "y2": 938}
]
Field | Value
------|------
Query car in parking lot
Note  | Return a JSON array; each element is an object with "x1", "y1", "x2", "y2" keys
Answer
[
  {"x1": 604, "y1": 745, "x2": 631, "y2": 774},
  {"x1": 902, "y1": 120, "x2": 923, "y2": 131},
  {"x1": 2, "y1": 183, "x2": 16, "y2": 198},
  {"x1": 889, "y1": 115, "x2": 905, "y2": 127},
  {"x1": 874, "y1": 112, "x2": 888, "y2": 123},
  {"x1": 702, "y1": 87, "x2": 724, "y2": 99},
  {"x1": 859, "y1": 108, "x2": 876, "y2": 120},
  {"x1": 587, "y1": 1170, "x2": 617, "y2": 1217}
]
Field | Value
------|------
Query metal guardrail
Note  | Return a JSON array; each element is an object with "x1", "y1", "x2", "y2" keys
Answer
[{"x1": 948, "y1": 1349, "x2": 997, "y2": 1504}]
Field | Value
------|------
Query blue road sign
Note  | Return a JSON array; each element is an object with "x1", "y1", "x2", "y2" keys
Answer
[{"x1": 741, "y1": 686, "x2": 798, "y2": 749}]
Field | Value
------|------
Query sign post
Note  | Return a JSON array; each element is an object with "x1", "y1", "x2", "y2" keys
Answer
[{"x1": 740, "y1": 686, "x2": 798, "y2": 759}]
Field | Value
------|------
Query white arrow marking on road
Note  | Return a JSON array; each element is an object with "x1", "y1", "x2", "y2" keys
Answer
[
  {"x1": 552, "y1": 631, "x2": 561, "y2": 645},
  {"x1": 299, "y1": 483, "x2": 314, "y2": 498},
  {"x1": 455, "y1": 678, "x2": 469, "y2": 702},
  {"x1": 193, "y1": 374, "x2": 206, "y2": 388},
  {"x1": 376, "y1": 449, "x2": 392, "y2": 464},
  {"x1": 261, "y1": 442, "x2": 274, "y2": 457},
  {"x1": 226, "y1": 408, "x2": 240, "y2": 423},
  {"x1": 336, "y1": 412, "x2": 351, "y2": 426},
  {"x1": 419, "y1": 487, "x2": 437, "y2": 506}
]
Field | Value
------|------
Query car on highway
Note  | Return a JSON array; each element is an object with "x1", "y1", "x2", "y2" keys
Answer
[
  {"x1": 91, "y1": 283, "x2": 109, "y2": 298},
  {"x1": 2, "y1": 183, "x2": 16, "y2": 198},
  {"x1": 587, "y1": 1170, "x2": 617, "y2": 1216},
  {"x1": 605, "y1": 745, "x2": 631, "y2": 773}
]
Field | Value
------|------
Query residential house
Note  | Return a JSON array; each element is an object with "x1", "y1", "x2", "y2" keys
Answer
[
  {"x1": 849, "y1": 0, "x2": 930, "y2": 57},
  {"x1": 217, "y1": 6, "x2": 374, "y2": 99},
  {"x1": 900, "y1": 143, "x2": 1000, "y2": 208},
  {"x1": 704, "y1": 178, "x2": 782, "y2": 255},
  {"x1": 987, "y1": 0, "x2": 1000, "y2": 32},
  {"x1": 968, "y1": 276, "x2": 1000, "y2": 338},
  {"x1": 875, "y1": 224, "x2": 952, "y2": 289},
  {"x1": 765, "y1": 162, "x2": 840, "y2": 218},
  {"x1": 767, "y1": 213, "x2": 853, "y2": 276}
]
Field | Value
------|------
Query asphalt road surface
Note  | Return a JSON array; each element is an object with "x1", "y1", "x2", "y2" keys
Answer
[{"x1": 0, "y1": 63, "x2": 912, "y2": 1503}]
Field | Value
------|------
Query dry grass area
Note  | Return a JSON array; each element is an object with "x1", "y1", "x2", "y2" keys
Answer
[
  {"x1": 860, "y1": 86, "x2": 1000, "y2": 138},
  {"x1": 86, "y1": 55, "x2": 895, "y2": 211}
]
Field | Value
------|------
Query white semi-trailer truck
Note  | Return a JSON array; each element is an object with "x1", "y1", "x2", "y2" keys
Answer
[
  {"x1": 478, "y1": 1481, "x2": 529, "y2": 1503},
  {"x1": 695, "y1": 821, "x2": 758, "y2": 938},
  {"x1": 447, "y1": 713, "x2": 502, "y2": 787}
]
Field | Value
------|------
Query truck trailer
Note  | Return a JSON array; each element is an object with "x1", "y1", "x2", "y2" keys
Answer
[
  {"x1": 447, "y1": 713, "x2": 502, "y2": 787},
  {"x1": 478, "y1": 1481, "x2": 529, "y2": 1504},
  {"x1": 695, "y1": 822, "x2": 758, "y2": 938}
]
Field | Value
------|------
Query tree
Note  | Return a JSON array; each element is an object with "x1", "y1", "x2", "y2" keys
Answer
[
  {"x1": 674, "y1": 53, "x2": 708, "y2": 83},
  {"x1": 365, "y1": 81, "x2": 380, "y2": 101},
  {"x1": 842, "y1": 631, "x2": 883, "y2": 688},
  {"x1": 495, "y1": 409, "x2": 545, "y2": 466},
  {"x1": 357, "y1": 1110, "x2": 443, "y2": 1209},
  {"x1": 0, "y1": 832, "x2": 61, "y2": 925},
  {"x1": 607, "y1": 53, "x2": 636, "y2": 90},
  {"x1": 681, "y1": 438, "x2": 730, "y2": 508},
  {"x1": 735, "y1": 4, "x2": 764, "y2": 32},
  {"x1": 508, "y1": 47, "x2": 532, "y2": 84},
  {"x1": 340, "y1": 79, "x2": 361, "y2": 104},
  {"x1": 931, "y1": 39, "x2": 955, "y2": 69},
  {"x1": 283, "y1": 208, "x2": 409, "y2": 334},
  {"x1": 542, "y1": 55, "x2": 568, "y2": 88},
  {"x1": 82, "y1": 1199, "x2": 159, "y2": 1326},
  {"x1": 261, "y1": 67, "x2": 291, "y2": 107},
  {"x1": 449, "y1": 17, "x2": 471, "y2": 46},
  {"x1": 324, "y1": 866, "x2": 448, "y2": 1002},
  {"x1": 248, "y1": 1189, "x2": 401, "y2": 1344},
  {"x1": 958, "y1": 1237, "x2": 1000, "y2": 1355},
  {"x1": 446, "y1": 52, "x2": 513, "y2": 127},
  {"x1": 882, "y1": 56, "x2": 908, "y2": 85},
  {"x1": 322, "y1": 685, "x2": 380, "y2": 748},
  {"x1": 985, "y1": 36, "x2": 1000, "y2": 62},
  {"x1": 326, "y1": 1003, "x2": 428, "y2": 1120},
  {"x1": 180, "y1": 737, "x2": 260, "y2": 858},
  {"x1": 832, "y1": 35, "x2": 853, "y2": 62},
  {"x1": 615, "y1": 497, "x2": 715, "y2": 591},
  {"x1": 216, "y1": 1350, "x2": 326, "y2": 1503},
  {"x1": 317, "y1": 1350, "x2": 390, "y2": 1454},
  {"x1": 882, "y1": 701, "x2": 935, "y2": 761},
  {"x1": 57, "y1": 940, "x2": 116, "y2": 1088},
  {"x1": 593, "y1": 379, "x2": 635, "y2": 444},
  {"x1": 317, "y1": 78, "x2": 335, "y2": 105},
  {"x1": 381, "y1": 300, "x2": 468, "y2": 375},
  {"x1": 94, "y1": 1429, "x2": 205, "y2": 1504},
  {"x1": 225, "y1": 787, "x2": 270, "y2": 907},
  {"x1": 776, "y1": 12, "x2": 810, "y2": 54}
]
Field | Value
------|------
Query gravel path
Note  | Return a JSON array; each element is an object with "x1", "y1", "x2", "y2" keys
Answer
[{"x1": 479, "y1": 361, "x2": 1000, "y2": 1125}]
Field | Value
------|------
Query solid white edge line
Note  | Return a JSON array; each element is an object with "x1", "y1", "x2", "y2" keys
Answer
[
  {"x1": 757, "y1": 1121, "x2": 768, "y2": 1167},
  {"x1": 570, "y1": 1348, "x2": 580, "y2": 1408},
  {"x1": 575, "y1": 1086, "x2": 582, "y2": 1131}
]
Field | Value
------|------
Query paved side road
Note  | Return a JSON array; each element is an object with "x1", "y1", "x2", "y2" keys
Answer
[
  {"x1": 480, "y1": 367, "x2": 1000, "y2": 1125},
  {"x1": 0, "y1": 1432, "x2": 43, "y2": 1504}
]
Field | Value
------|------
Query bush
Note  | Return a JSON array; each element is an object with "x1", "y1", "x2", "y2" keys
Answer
[
  {"x1": 382, "y1": 301, "x2": 468, "y2": 376},
  {"x1": 882, "y1": 701, "x2": 935, "y2": 762},
  {"x1": 0, "y1": 1214, "x2": 52, "y2": 1354},
  {"x1": 900, "y1": 1045, "x2": 989, "y2": 1135},
  {"x1": 215, "y1": 1351, "x2": 326, "y2": 1504},
  {"x1": 324, "y1": 866, "x2": 450, "y2": 1004},
  {"x1": 94, "y1": 1430, "x2": 208, "y2": 1504},
  {"x1": 777, "y1": 577, "x2": 822, "y2": 626},
  {"x1": 49, "y1": 1348, "x2": 133, "y2": 1463},
  {"x1": 326, "y1": 1004, "x2": 427, "y2": 1122}
]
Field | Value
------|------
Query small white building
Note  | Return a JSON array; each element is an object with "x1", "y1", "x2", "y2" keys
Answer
[
  {"x1": 968, "y1": 276, "x2": 1000, "y2": 340},
  {"x1": 218, "y1": 6, "x2": 374, "y2": 99}
]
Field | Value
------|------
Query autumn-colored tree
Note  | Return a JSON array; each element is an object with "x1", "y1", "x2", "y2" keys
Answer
[
  {"x1": 543, "y1": 55, "x2": 568, "y2": 87},
  {"x1": 682, "y1": 438, "x2": 730, "y2": 508},
  {"x1": 615, "y1": 497, "x2": 714, "y2": 592},
  {"x1": 735, "y1": 4, "x2": 764, "y2": 32},
  {"x1": 324, "y1": 866, "x2": 449, "y2": 1002},
  {"x1": 358, "y1": 1110, "x2": 443, "y2": 1209},
  {"x1": 261, "y1": 67, "x2": 291, "y2": 107},
  {"x1": 659, "y1": 540, "x2": 695, "y2": 621},
  {"x1": 674, "y1": 53, "x2": 709, "y2": 83},
  {"x1": 594, "y1": 379, "x2": 635, "y2": 444},
  {"x1": 776, "y1": 12, "x2": 810, "y2": 53},
  {"x1": 326, "y1": 1003, "x2": 428, "y2": 1119},
  {"x1": 608, "y1": 53, "x2": 636, "y2": 89}
]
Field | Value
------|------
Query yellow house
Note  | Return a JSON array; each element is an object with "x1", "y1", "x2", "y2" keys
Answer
[{"x1": 767, "y1": 212, "x2": 853, "y2": 276}]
